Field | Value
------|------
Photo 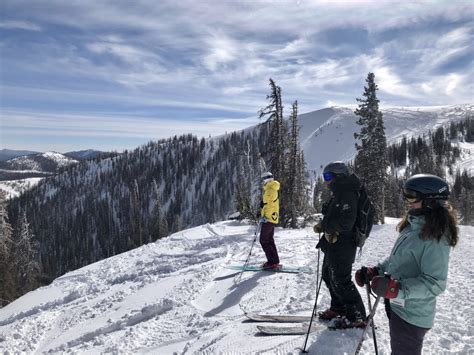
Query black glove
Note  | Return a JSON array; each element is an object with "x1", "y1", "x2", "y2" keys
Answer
[{"x1": 313, "y1": 222, "x2": 323, "y2": 234}]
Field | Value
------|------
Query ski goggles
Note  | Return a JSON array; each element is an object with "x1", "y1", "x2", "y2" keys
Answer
[
  {"x1": 403, "y1": 189, "x2": 420, "y2": 203},
  {"x1": 323, "y1": 172, "x2": 334, "y2": 181}
]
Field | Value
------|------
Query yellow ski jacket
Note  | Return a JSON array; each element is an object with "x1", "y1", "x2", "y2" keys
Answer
[{"x1": 261, "y1": 180, "x2": 280, "y2": 224}]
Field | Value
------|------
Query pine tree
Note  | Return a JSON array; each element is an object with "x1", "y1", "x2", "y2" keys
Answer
[
  {"x1": 235, "y1": 140, "x2": 259, "y2": 221},
  {"x1": 130, "y1": 179, "x2": 143, "y2": 247},
  {"x1": 0, "y1": 191, "x2": 15, "y2": 306},
  {"x1": 282, "y1": 101, "x2": 309, "y2": 227},
  {"x1": 258, "y1": 78, "x2": 287, "y2": 180},
  {"x1": 354, "y1": 72, "x2": 388, "y2": 223},
  {"x1": 12, "y1": 211, "x2": 41, "y2": 295}
]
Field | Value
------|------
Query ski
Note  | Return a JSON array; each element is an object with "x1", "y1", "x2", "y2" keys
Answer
[
  {"x1": 244, "y1": 311, "x2": 312, "y2": 323},
  {"x1": 257, "y1": 322, "x2": 327, "y2": 335},
  {"x1": 225, "y1": 264, "x2": 313, "y2": 274}
]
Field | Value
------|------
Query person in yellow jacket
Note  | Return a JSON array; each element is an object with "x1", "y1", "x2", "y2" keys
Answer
[{"x1": 260, "y1": 172, "x2": 280, "y2": 269}]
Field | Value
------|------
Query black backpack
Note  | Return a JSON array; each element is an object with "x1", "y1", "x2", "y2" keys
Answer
[{"x1": 354, "y1": 185, "x2": 375, "y2": 248}]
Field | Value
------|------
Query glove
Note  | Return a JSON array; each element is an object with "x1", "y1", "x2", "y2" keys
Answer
[
  {"x1": 324, "y1": 232, "x2": 338, "y2": 244},
  {"x1": 355, "y1": 266, "x2": 379, "y2": 287},
  {"x1": 371, "y1": 275, "x2": 400, "y2": 299},
  {"x1": 260, "y1": 216, "x2": 268, "y2": 223},
  {"x1": 313, "y1": 223, "x2": 323, "y2": 234}
]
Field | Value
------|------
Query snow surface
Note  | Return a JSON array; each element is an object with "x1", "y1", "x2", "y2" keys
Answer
[
  {"x1": 5, "y1": 152, "x2": 77, "y2": 171},
  {"x1": 0, "y1": 178, "x2": 43, "y2": 199},
  {"x1": 0, "y1": 219, "x2": 472, "y2": 354},
  {"x1": 42, "y1": 152, "x2": 76, "y2": 167}
]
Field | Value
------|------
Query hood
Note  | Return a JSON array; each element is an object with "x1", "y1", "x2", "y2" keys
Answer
[{"x1": 265, "y1": 180, "x2": 280, "y2": 191}]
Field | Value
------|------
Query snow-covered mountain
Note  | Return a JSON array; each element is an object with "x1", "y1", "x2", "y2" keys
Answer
[
  {"x1": 0, "y1": 149, "x2": 39, "y2": 161},
  {"x1": 64, "y1": 149, "x2": 104, "y2": 160},
  {"x1": 0, "y1": 151, "x2": 78, "y2": 172},
  {"x1": 299, "y1": 104, "x2": 473, "y2": 175},
  {"x1": 0, "y1": 219, "x2": 472, "y2": 353},
  {"x1": 0, "y1": 151, "x2": 79, "y2": 183},
  {"x1": 0, "y1": 152, "x2": 80, "y2": 194}
]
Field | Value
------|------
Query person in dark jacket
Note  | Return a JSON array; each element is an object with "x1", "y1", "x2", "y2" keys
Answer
[
  {"x1": 355, "y1": 174, "x2": 458, "y2": 355},
  {"x1": 313, "y1": 161, "x2": 366, "y2": 328}
]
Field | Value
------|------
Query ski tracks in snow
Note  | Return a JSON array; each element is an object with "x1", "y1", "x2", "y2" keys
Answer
[{"x1": 1, "y1": 221, "x2": 473, "y2": 354}]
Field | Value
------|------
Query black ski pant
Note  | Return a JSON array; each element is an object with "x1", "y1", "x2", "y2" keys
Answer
[
  {"x1": 321, "y1": 248, "x2": 366, "y2": 321},
  {"x1": 259, "y1": 222, "x2": 279, "y2": 264},
  {"x1": 389, "y1": 311, "x2": 430, "y2": 355}
]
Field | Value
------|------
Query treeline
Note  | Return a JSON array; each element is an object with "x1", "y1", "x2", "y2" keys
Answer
[
  {"x1": 384, "y1": 117, "x2": 473, "y2": 223},
  {"x1": 7, "y1": 131, "x2": 271, "y2": 279},
  {"x1": 0, "y1": 191, "x2": 42, "y2": 306}
]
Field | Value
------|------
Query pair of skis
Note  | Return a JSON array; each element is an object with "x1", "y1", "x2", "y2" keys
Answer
[
  {"x1": 226, "y1": 264, "x2": 313, "y2": 275},
  {"x1": 245, "y1": 311, "x2": 325, "y2": 335},
  {"x1": 245, "y1": 305, "x2": 380, "y2": 355}
]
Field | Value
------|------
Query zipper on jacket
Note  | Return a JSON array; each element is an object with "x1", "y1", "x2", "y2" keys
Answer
[{"x1": 391, "y1": 231, "x2": 411, "y2": 257}]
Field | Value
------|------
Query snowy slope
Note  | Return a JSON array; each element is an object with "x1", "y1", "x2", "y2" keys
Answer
[
  {"x1": 0, "y1": 220, "x2": 472, "y2": 354},
  {"x1": 299, "y1": 104, "x2": 474, "y2": 175},
  {"x1": 0, "y1": 178, "x2": 43, "y2": 200},
  {"x1": 0, "y1": 152, "x2": 78, "y2": 172}
]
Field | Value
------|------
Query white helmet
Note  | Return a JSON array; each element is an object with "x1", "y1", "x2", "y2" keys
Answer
[{"x1": 261, "y1": 171, "x2": 273, "y2": 184}]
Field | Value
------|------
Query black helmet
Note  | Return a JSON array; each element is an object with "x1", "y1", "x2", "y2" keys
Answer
[
  {"x1": 404, "y1": 174, "x2": 449, "y2": 200},
  {"x1": 323, "y1": 161, "x2": 350, "y2": 176}
]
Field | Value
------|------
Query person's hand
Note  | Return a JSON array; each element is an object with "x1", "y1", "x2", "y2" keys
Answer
[
  {"x1": 313, "y1": 223, "x2": 323, "y2": 234},
  {"x1": 355, "y1": 266, "x2": 379, "y2": 287},
  {"x1": 371, "y1": 275, "x2": 400, "y2": 298},
  {"x1": 260, "y1": 216, "x2": 268, "y2": 223},
  {"x1": 325, "y1": 232, "x2": 338, "y2": 243}
]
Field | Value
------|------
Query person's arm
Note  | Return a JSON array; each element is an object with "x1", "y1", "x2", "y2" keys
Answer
[
  {"x1": 261, "y1": 187, "x2": 277, "y2": 217},
  {"x1": 397, "y1": 240, "x2": 450, "y2": 299}
]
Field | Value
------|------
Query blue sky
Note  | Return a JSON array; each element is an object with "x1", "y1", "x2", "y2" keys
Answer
[{"x1": 1, "y1": 0, "x2": 472, "y2": 152}]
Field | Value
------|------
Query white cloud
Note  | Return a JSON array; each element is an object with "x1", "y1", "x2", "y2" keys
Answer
[
  {"x1": 2, "y1": 110, "x2": 259, "y2": 141},
  {"x1": 2, "y1": 1, "x2": 472, "y2": 151},
  {"x1": 202, "y1": 35, "x2": 239, "y2": 71},
  {"x1": 445, "y1": 73, "x2": 463, "y2": 96},
  {"x1": 0, "y1": 20, "x2": 41, "y2": 31},
  {"x1": 374, "y1": 66, "x2": 414, "y2": 98}
]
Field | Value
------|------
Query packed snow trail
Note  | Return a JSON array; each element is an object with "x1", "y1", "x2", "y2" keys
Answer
[{"x1": 0, "y1": 219, "x2": 472, "y2": 354}]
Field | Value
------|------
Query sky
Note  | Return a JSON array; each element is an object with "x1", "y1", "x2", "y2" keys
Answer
[{"x1": 0, "y1": 0, "x2": 473, "y2": 153}]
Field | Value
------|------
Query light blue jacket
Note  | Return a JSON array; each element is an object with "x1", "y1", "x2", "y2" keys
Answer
[{"x1": 377, "y1": 214, "x2": 451, "y2": 328}]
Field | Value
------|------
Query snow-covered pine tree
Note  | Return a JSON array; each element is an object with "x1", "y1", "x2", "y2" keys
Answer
[
  {"x1": 0, "y1": 190, "x2": 15, "y2": 306},
  {"x1": 353, "y1": 72, "x2": 388, "y2": 223},
  {"x1": 148, "y1": 179, "x2": 165, "y2": 242},
  {"x1": 258, "y1": 78, "x2": 287, "y2": 180},
  {"x1": 281, "y1": 101, "x2": 309, "y2": 227},
  {"x1": 130, "y1": 179, "x2": 143, "y2": 247},
  {"x1": 13, "y1": 210, "x2": 40, "y2": 295},
  {"x1": 235, "y1": 140, "x2": 259, "y2": 221}
]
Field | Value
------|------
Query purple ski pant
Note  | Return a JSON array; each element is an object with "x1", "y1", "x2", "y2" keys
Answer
[{"x1": 259, "y1": 222, "x2": 280, "y2": 264}]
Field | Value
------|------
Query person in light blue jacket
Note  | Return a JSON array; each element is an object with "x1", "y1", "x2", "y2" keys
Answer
[{"x1": 355, "y1": 174, "x2": 458, "y2": 355}]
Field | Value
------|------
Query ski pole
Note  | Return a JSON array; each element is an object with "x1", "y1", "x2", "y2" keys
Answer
[
  {"x1": 365, "y1": 283, "x2": 379, "y2": 355},
  {"x1": 354, "y1": 296, "x2": 381, "y2": 355},
  {"x1": 235, "y1": 221, "x2": 262, "y2": 284},
  {"x1": 301, "y1": 232, "x2": 323, "y2": 353}
]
